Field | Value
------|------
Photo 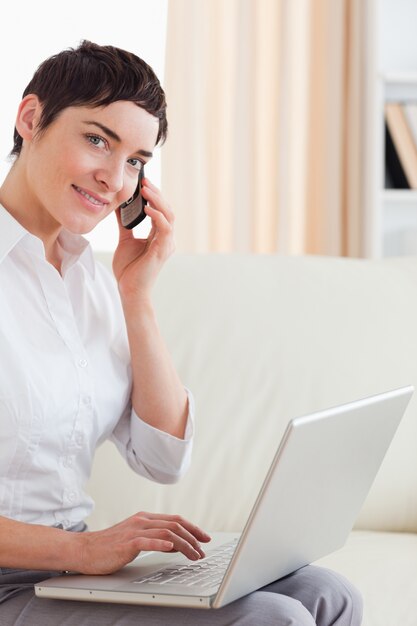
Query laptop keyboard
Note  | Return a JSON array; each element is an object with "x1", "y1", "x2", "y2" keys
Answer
[{"x1": 133, "y1": 539, "x2": 238, "y2": 589}]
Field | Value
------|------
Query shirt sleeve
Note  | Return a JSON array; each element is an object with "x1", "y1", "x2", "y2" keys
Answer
[{"x1": 109, "y1": 387, "x2": 195, "y2": 484}]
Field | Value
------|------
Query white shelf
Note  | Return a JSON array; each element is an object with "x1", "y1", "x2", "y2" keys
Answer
[
  {"x1": 374, "y1": 0, "x2": 417, "y2": 257},
  {"x1": 383, "y1": 190, "x2": 417, "y2": 204},
  {"x1": 381, "y1": 72, "x2": 417, "y2": 84},
  {"x1": 382, "y1": 193, "x2": 417, "y2": 256},
  {"x1": 382, "y1": 74, "x2": 417, "y2": 101},
  {"x1": 382, "y1": 230, "x2": 417, "y2": 257}
]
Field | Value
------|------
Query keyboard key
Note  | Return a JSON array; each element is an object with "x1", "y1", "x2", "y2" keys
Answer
[{"x1": 133, "y1": 539, "x2": 238, "y2": 588}]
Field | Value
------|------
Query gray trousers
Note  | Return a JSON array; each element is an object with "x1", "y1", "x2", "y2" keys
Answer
[{"x1": 0, "y1": 564, "x2": 362, "y2": 625}]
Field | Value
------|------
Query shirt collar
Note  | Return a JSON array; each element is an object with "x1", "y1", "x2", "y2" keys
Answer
[
  {"x1": 0, "y1": 203, "x2": 27, "y2": 263},
  {"x1": 58, "y1": 229, "x2": 95, "y2": 278},
  {"x1": 0, "y1": 204, "x2": 96, "y2": 278}
]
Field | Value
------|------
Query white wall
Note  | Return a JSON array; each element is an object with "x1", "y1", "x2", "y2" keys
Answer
[
  {"x1": 378, "y1": 0, "x2": 417, "y2": 73},
  {"x1": 0, "y1": 0, "x2": 168, "y2": 250}
]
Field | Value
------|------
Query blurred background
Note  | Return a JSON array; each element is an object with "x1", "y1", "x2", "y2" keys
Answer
[{"x1": 1, "y1": 0, "x2": 417, "y2": 258}]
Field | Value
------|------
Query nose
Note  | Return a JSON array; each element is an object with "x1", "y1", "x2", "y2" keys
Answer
[{"x1": 94, "y1": 158, "x2": 125, "y2": 194}]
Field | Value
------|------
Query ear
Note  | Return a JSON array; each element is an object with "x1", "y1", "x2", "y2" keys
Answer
[{"x1": 15, "y1": 94, "x2": 43, "y2": 142}]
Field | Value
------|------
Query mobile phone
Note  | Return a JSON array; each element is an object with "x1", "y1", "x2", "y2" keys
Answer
[{"x1": 119, "y1": 169, "x2": 147, "y2": 229}]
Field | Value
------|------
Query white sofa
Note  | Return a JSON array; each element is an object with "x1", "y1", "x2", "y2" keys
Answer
[{"x1": 88, "y1": 253, "x2": 417, "y2": 626}]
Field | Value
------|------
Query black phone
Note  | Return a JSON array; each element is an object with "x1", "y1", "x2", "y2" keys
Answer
[{"x1": 119, "y1": 169, "x2": 147, "y2": 229}]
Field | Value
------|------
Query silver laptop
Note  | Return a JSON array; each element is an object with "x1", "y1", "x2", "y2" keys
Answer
[{"x1": 36, "y1": 385, "x2": 413, "y2": 609}]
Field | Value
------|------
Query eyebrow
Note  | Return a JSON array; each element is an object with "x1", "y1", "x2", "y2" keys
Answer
[{"x1": 82, "y1": 120, "x2": 153, "y2": 158}]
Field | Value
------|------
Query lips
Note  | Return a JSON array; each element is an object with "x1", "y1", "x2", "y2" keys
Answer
[{"x1": 72, "y1": 185, "x2": 109, "y2": 207}]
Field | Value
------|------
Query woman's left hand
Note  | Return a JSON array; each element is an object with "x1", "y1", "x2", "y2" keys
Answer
[{"x1": 112, "y1": 178, "x2": 176, "y2": 300}]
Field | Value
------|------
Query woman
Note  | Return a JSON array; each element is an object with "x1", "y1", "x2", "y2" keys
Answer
[{"x1": 0, "y1": 40, "x2": 362, "y2": 625}]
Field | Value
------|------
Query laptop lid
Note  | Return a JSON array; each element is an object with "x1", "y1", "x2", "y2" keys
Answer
[{"x1": 214, "y1": 385, "x2": 413, "y2": 607}]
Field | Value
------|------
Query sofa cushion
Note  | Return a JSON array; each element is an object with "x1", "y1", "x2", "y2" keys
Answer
[{"x1": 316, "y1": 530, "x2": 417, "y2": 626}]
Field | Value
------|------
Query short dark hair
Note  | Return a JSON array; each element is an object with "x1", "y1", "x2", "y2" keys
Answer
[{"x1": 11, "y1": 39, "x2": 168, "y2": 158}]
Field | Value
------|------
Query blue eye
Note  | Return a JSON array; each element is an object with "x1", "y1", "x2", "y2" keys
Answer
[
  {"x1": 86, "y1": 134, "x2": 106, "y2": 148},
  {"x1": 128, "y1": 158, "x2": 144, "y2": 171}
]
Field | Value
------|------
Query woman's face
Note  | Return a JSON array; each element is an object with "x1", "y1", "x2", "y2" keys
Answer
[{"x1": 22, "y1": 100, "x2": 159, "y2": 234}]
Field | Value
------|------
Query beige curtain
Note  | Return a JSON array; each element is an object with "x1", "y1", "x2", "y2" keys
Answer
[{"x1": 162, "y1": 0, "x2": 376, "y2": 257}]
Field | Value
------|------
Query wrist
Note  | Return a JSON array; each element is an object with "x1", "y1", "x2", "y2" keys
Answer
[
  {"x1": 117, "y1": 274, "x2": 153, "y2": 304},
  {"x1": 41, "y1": 526, "x2": 86, "y2": 572},
  {"x1": 120, "y1": 292, "x2": 155, "y2": 319},
  {"x1": 71, "y1": 530, "x2": 90, "y2": 574}
]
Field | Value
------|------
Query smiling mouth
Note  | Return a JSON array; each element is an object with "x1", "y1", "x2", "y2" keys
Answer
[{"x1": 72, "y1": 185, "x2": 107, "y2": 206}]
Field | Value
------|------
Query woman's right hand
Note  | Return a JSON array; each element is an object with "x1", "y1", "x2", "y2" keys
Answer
[{"x1": 76, "y1": 511, "x2": 212, "y2": 575}]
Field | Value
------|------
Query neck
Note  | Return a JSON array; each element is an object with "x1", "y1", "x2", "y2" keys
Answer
[{"x1": 0, "y1": 161, "x2": 63, "y2": 271}]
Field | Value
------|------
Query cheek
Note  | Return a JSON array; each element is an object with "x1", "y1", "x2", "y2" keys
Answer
[{"x1": 63, "y1": 150, "x2": 95, "y2": 179}]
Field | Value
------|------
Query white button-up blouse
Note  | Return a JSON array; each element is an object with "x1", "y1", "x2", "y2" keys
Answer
[{"x1": 0, "y1": 206, "x2": 194, "y2": 529}]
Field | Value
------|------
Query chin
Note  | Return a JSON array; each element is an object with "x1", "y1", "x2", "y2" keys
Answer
[{"x1": 63, "y1": 217, "x2": 99, "y2": 236}]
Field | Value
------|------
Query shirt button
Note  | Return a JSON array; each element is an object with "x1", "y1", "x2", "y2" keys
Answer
[
  {"x1": 62, "y1": 456, "x2": 73, "y2": 468},
  {"x1": 82, "y1": 395, "x2": 92, "y2": 405},
  {"x1": 75, "y1": 433, "x2": 84, "y2": 445},
  {"x1": 78, "y1": 358, "x2": 88, "y2": 368}
]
